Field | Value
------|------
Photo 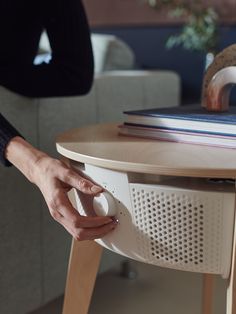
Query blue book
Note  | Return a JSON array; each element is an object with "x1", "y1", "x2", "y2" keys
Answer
[{"x1": 123, "y1": 105, "x2": 236, "y2": 136}]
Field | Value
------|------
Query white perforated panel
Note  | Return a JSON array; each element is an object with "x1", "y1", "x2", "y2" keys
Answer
[
  {"x1": 71, "y1": 163, "x2": 235, "y2": 278},
  {"x1": 130, "y1": 184, "x2": 225, "y2": 274}
]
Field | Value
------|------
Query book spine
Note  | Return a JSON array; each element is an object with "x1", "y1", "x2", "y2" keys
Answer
[{"x1": 119, "y1": 125, "x2": 236, "y2": 149}]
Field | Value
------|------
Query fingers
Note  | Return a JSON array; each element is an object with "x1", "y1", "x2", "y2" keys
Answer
[
  {"x1": 49, "y1": 195, "x2": 117, "y2": 240},
  {"x1": 39, "y1": 159, "x2": 118, "y2": 241},
  {"x1": 59, "y1": 167, "x2": 103, "y2": 195},
  {"x1": 60, "y1": 217, "x2": 117, "y2": 241},
  {"x1": 49, "y1": 190, "x2": 113, "y2": 228},
  {"x1": 47, "y1": 189, "x2": 117, "y2": 240}
]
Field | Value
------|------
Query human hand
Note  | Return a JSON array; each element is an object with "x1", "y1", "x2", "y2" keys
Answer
[
  {"x1": 32, "y1": 156, "x2": 117, "y2": 240},
  {"x1": 5, "y1": 137, "x2": 117, "y2": 240}
]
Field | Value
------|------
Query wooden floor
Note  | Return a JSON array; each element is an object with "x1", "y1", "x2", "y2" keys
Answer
[{"x1": 30, "y1": 260, "x2": 227, "y2": 314}]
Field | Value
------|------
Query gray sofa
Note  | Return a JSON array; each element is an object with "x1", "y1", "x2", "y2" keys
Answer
[{"x1": 0, "y1": 70, "x2": 180, "y2": 314}]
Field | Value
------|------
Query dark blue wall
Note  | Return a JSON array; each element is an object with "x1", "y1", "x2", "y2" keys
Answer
[{"x1": 93, "y1": 25, "x2": 236, "y2": 105}]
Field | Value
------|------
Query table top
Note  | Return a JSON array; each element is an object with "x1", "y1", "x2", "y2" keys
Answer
[{"x1": 56, "y1": 123, "x2": 236, "y2": 178}]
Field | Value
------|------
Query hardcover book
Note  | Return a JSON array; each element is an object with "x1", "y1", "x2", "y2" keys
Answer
[
  {"x1": 123, "y1": 105, "x2": 236, "y2": 136},
  {"x1": 118, "y1": 124, "x2": 236, "y2": 148}
]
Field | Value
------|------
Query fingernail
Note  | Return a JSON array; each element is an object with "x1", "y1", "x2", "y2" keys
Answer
[
  {"x1": 91, "y1": 185, "x2": 102, "y2": 193},
  {"x1": 112, "y1": 217, "x2": 119, "y2": 224}
]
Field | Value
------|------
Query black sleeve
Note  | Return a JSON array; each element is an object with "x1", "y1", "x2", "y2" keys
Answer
[
  {"x1": 0, "y1": 114, "x2": 22, "y2": 167},
  {"x1": 0, "y1": 0, "x2": 94, "y2": 98}
]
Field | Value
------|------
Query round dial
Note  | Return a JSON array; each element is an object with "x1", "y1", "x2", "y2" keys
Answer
[{"x1": 93, "y1": 192, "x2": 117, "y2": 216}]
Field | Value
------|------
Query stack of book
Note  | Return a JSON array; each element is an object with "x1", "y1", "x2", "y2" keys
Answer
[{"x1": 118, "y1": 105, "x2": 236, "y2": 148}]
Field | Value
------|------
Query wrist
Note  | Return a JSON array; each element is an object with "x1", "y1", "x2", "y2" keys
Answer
[
  {"x1": 30, "y1": 154, "x2": 56, "y2": 186},
  {"x1": 5, "y1": 136, "x2": 48, "y2": 182}
]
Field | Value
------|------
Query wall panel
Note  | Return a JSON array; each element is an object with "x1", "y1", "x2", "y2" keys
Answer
[{"x1": 83, "y1": 0, "x2": 236, "y2": 27}]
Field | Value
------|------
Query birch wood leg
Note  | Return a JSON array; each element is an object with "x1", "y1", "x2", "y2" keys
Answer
[
  {"x1": 226, "y1": 214, "x2": 236, "y2": 313},
  {"x1": 62, "y1": 239, "x2": 103, "y2": 314},
  {"x1": 202, "y1": 274, "x2": 214, "y2": 314},
  {"x1": 227, "y1": 260, "x2": 236, "y2": 314}
]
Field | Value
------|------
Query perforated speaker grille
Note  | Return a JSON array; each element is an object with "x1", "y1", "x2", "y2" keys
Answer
[{"x1": 130, "y1": 184, "x2": 223, "y2": 273}]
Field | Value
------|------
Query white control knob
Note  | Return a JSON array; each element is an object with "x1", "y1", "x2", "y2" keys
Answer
[{"x1": 93, "y1": 192, "x2": 117, "y2": 216}]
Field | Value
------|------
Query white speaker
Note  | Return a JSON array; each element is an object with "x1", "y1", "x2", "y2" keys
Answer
[{"x1": 73, "y1": 163, "x2": 235, "y2": 279}]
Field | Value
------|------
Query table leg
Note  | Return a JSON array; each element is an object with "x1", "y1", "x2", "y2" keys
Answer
[
  {"x1": 202, "y1": 274, "x2": 214, "y2": 314},
  {"x1": 62, "y1": 239, "x2": 103, "y2": 314},
  {"x1": 227, "y1": 228, "x2": 236, "y2": 313}
]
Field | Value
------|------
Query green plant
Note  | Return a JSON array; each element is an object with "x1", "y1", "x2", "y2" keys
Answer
[{"x1": 144, "y1": 0, "x2": 219, "y2": 53}]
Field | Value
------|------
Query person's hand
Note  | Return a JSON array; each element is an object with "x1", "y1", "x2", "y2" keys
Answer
[
  {"x1": 32, "y1": 156, "x2": 117, "y2": 240},
  {"x1": 5, "y1": 137, "x2": 117, "y2": 240}
]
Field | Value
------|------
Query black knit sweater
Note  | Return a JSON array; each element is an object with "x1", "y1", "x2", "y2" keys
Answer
[{"x1": 0, "y1": 0, "x2": 94, "y2": 166}]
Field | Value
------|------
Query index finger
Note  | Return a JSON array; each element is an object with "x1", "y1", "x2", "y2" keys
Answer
[
  {"x1": 58, "y1": 191, "x2": 114, "y2": 228},
  {"x1": 60, "y1": 168, "x2": 103, "y2": 195}
]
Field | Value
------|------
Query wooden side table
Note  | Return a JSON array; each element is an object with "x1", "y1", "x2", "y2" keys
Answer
[{"x1": 56, "y1": 123, "x2": 236, "y2": 314}]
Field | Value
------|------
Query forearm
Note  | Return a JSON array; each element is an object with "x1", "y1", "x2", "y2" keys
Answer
[
  {"x1": 0, "y1": 62, "x2": 93, "y2": 98},
  {"x1": 0, "y1": 0, "x2": 94, "y2": 98},
  {"x1": 5, "y1": 136, "x2": 47, "y2": 182}
]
